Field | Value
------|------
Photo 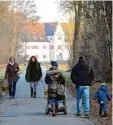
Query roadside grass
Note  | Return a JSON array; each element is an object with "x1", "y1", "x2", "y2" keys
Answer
[{"x1": 45, "y1": 64, "x2": 69, "y2": 71}]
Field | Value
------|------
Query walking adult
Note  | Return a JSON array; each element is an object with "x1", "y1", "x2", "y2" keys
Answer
[
  {"x1": 70, "y1": 56, "x2": 94, "y2": 117},
  {"x1": 25, "y1": 56, "x2": 42, "y2": 98},
  {"x1": 5, "y1": 57, "x2": 20, "y2": 99},
  {"x1": 45, "y1": 66, "x2": 65, "y2": 117}
]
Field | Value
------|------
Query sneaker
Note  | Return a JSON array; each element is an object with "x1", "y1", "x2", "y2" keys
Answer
[
  {"x1": 76, "y1": 113, "x2": 81, "y2": 116},
  {"x1": 12, "y1": 96, "x2": 15, "y2": 99},
  {"x1": 34, "y1": 92, "x2": 36, "y2": 98},
  {"x1": 102, "y1": 113, "x2": 107, "y2": 117},
  {"x1": 85, "y1": 113, "x2": 89, "y2": 118},
  {"x1": 9, "y1": 96, "x2": 12, "y2": 99}
]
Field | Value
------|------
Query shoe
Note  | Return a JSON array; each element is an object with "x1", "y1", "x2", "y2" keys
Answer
[
  {"x1": 85, "y1": 113, "x2": 89, "y2": 118},
  {"x1": 9, "y1": 96, "x2": 12, "y2": 99},
  {"x1": 76, "y1": 113, "x2": 81, "y2": 116},
  {"x1": 30, "y1": 87, "x2": 33, "y2": 97},
  {"x1": 102, "y1": 113, "x2": 107, "y2": 117},
  {"x1": 34, "y1": 92, "x2": 36, "y2": 98},
  {"x1": 52, "y1": 113, "x2": 56, "y2": 117},
  {"x1": 12, "y1": 96, "x2": 15, "y2": 99}
]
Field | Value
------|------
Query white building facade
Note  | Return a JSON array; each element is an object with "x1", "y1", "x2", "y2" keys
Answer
[{"x1": 21, "y1": 23, "x2": 69, "y2": 62}]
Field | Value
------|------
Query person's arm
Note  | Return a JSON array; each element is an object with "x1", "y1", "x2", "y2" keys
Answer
[
  {"x1": 70, "y1": 66, "x2": 76, "y2": 84},
  {"x1": 25, "y1": 64, "x2": 29, "y2": 81},
  {"x1": 15, "y1": 63, "x2": 20, "y2": 73},
  {"x1": 45, "y1": 74, "x2": 49, "y2": 84},
  {"x1": 90, "y1": 68, "x2": 94, "y2": 83},
  {"x1": 93, "y1": 90, "x2": 98, "y2": 100},
  {"x1": 38, "y1": 63, "x2": 42, "y2": 78},
  {"x1": 60, "y1": 73, "x2": 65, "y2": 85},
  {"x1": 107, "y1": 89, "x2": 112, "y2": 101},
  {"x1": 5, "y1": 64, "x2": 9, "y2": 79}
]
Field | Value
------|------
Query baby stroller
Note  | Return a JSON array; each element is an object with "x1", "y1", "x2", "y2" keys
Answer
[{"x1": 45, "y1": 84, "x2": 67, "y2": 115}]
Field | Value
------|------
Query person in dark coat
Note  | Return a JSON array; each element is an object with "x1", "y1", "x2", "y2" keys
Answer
[
  {"x1": 70, "y1": 56, "x2": 94, "y2": 117},
  {"x1": 5, "y1": 57, "x2": 20, "y2": 99},
  {"x1": 51, "y1": 61, "x2": 58, "y2": 69},
  {"x1": 25, "y1": 56, "x2": 42, "y2": 98},
  {"x1": 45, "y1": 66, "x2": 65, "y2": 117},
  {"x1": 93, "y1": 81, "x2": 111, "y2": 117}
]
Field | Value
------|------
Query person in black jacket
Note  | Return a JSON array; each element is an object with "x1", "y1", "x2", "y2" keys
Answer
[
  {"x1": 45, "y1": 66, "x2": 65, "y2": 117},
  {"x1": 70, "y1": 56, "x2": 94, "y2": 117},
  {"x1": 25, "y1": 56, "x2": 42, "y2": 98}
]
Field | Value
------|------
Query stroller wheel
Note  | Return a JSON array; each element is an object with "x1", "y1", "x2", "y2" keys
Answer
[{"x1": 64, "y1": 105, "x2": 67, "y2": 115}]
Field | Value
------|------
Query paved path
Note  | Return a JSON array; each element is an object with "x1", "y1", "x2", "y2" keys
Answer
[{"x1": 0, "y1": 67, "x2": 98, "y2": 125}]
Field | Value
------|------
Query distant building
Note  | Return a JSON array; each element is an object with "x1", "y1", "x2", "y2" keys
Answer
[{"x1": 19, "y1": 22, "x2": 70, "y2": 62}]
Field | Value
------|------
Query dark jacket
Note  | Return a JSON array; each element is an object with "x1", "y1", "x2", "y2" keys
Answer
[
  {"x1": 5, "y1": 63, "x2": 20, "y2": 82},
  {"x1": 93, "y1": 84, "x2": 111, "y2": 104},
  {"x1": 25, "y1": 62, "x2": 42, "y2": 82},
  {"x1": 45, "y1": 70, "x2": 65, "y2": 98},
  {"x1": 70, "y1": 60, "x2": 94, "y2": 87}
]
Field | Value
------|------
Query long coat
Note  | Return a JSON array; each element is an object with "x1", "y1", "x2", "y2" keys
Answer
[
  {"x1": 5, "y1": 63, "x2": 20, "y2": 82},
  {"x1": 25, "y1": 62, "x2": 42, "y2": 82},
  {"x1": 45, "y1": 70, "x2": 65, "y2": 98}
]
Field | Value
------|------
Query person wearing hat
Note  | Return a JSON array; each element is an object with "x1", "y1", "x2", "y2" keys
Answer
[
  {"x1": 45, "y1": 66, "x2": 65, "y2": 117},
  {"x1": 70, "y1": 56, "x2": 94, "y2": 117},
  {"x1": 93, "y1": 80, "x2": 111, "y2": 117}
]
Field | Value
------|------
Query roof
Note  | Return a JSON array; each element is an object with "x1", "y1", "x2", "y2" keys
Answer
[
  {"x1": 22, "y1": 22, "x2": 49, "y2": 42},
  {"x1": 44, "y1": 22, "x2": 58, "y2": 36}
]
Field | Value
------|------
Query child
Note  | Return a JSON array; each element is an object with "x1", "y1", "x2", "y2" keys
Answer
[{"x1": 93, "y1": 80, "x2": 111, "y2": 117}]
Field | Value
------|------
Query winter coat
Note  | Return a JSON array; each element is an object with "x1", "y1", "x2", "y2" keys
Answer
[
  {"x1": 45, "y1": 70, "x2": 65, "y2": 98},
  {"x1": 93, "y1": 83, "x2": 111, "y2": 104},
  {"x1": 25, "y1": 62, "x2": 42, "y2": 82},
  {"x1": 5, "y1": 63, "x2": 20, "y2": 82},
  {"x1": 70, "y1": 60, "x2": 94, "y2": 87}
]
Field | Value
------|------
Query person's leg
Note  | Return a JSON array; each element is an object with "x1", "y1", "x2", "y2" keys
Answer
[
  {"x1": 50, "y1": 98, "x2": 56, "y2": 117},
  {"x1": 76, "y1": 86, "x2": 83, "y2": 115},
  {"x1": 102, "y1": 104, "x2": 107, "y2": 117},
  {"x1": 99, "y1": 104, "x2": 103, "y2": 116},
  {"x1": 83, "y1": 86, "x2": 90, "y2": 115},
  {"x1": 12, "y1": 81, "x2": 17, "y2": 98},
  {"x1": 34, "y1": 83, "x2": 37, "y2": 98},
  {"x1": 8, "y1": 81, "x2": 12, "y2": 98},
  {"x1": 30, "y1": 82, "x2": 34, "y2": 97}
]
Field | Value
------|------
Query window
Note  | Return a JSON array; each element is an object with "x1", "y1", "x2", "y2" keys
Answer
[
  {"x1": 31, "y1": 45, "x2": 37, "y2": 49},
  {"x1": 26, "y1": 46, "x2": 30, "y2": 49},
  {"x1": 43, "y1": 45, "x2": 47, "y2": 49},
  {"x1": 50, "y1": 45, "x2": 54, "y2": 49},
  {"x1": 36, "y1": 46, "x2": 39, "y2": 49},
  {"x1": 58, "y1": 37, "x2": 62, "y2": 40},
  {"x1": 58, "y1": 45, "x2": 62, "y2": 49},
  {"x1": 43, "y1": 55, "x2": 47, "y2": 59}
]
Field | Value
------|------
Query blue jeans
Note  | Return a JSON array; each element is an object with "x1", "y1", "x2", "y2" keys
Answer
[
  {"x1": 76, "y1": 86, "x2": 90, "y2": 114},
  {"x1": 50, "y1": 98, "x2": 58, "y2": 104},
  {"x1": 99, "y1": 104, "x2": 107, "y2": 113},
  {"x1": 8, "y1": 81, "x2": 17, "y2": 97}
]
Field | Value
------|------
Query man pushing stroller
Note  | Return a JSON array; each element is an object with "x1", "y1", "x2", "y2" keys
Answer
[{"x1": 45, "y1": 66, "x2": 65, "y2": 117}]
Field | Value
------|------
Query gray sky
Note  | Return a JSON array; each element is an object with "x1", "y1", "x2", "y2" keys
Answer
[{"x1": 35, "y1": 0, "x2": 67, "y2": 22}]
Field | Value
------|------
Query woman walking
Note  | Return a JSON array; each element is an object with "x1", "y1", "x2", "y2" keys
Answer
[
  {"x1": 5, "y1": 57, "x2": 20, "y2": 99},
  {"x1": 25, "y1": 56, "x2": 42, "y2": 98}
]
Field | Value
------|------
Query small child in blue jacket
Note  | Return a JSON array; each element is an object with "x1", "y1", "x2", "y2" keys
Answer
[{"x1": 93, "y1": 81, "x2": 111, "y2": 117}]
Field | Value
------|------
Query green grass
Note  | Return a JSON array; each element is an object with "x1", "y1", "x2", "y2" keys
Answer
[
  {"x1": 62, "y1": 72, "x2": 72, "y2": 85},
  {"x1": 0, "y1": 72, "x2": 4, "y2": 83}
]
